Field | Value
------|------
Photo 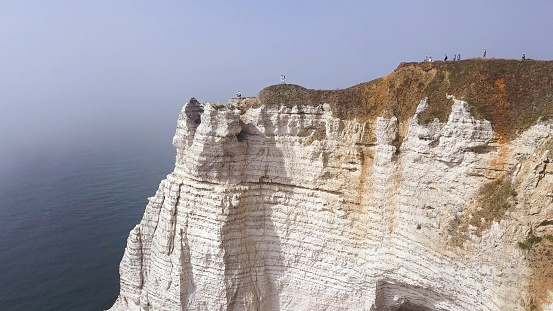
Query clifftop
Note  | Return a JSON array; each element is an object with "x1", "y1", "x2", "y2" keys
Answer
[{"x1": 256, "y1": 59, "x2": 553, "y2": 140}]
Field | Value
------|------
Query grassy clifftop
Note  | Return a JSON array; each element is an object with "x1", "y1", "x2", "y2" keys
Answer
[{"x1": 258, "y1": 59, "x2": 553, "y2": 140}]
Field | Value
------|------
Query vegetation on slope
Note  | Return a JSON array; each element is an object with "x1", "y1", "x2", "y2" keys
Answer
[
  {"x1": 523, "y1": 233, "x2": 553, "y2": 310},
  {"x1": 470, "y1": 176, "x2": 517, "y2": 235},
  {"x1": 448, "y1": 175, "x2": 517, "y2": 246},
  {"x1": 258, "y1": 59, "x2": 553, "y2": 140}
]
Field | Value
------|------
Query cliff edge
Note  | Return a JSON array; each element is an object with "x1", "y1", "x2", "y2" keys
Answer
[{"x1": 109, "y1": 59, "x2": 553, "y2": 311}]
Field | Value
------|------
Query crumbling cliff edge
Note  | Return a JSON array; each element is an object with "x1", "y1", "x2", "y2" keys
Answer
[{"x1": 109, "y1": 59, "x2": 553, "y2": 311}]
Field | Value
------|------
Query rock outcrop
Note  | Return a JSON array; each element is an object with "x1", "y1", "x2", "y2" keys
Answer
[{"x1": 109, "y1": 60, "x2": 553, "y2": 311}]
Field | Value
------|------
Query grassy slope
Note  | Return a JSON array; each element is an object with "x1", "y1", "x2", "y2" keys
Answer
[{"x1": 257, "y1": 59, "x2": 553, "y2": 141}]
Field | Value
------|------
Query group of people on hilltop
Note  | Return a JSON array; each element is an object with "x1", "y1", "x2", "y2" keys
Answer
[
  {"x1": 444, "y1": 53, "x2": 462, "y2": 61},
  {"x1": 424, "y1": 49, "x2": 527, "y2": 62},
  {"x1": 424, "y1": 54, "x2": 461, "y2": 62}
]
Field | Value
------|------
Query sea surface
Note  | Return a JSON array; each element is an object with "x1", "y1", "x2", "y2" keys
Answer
[{"x1": 0, "y1": 138, "x2": 175, "y2": 311}]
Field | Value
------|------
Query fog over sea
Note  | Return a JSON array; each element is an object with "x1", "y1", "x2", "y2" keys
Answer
[{"x1": 0, "y1": 124, "x2": 176, "y2": 310}]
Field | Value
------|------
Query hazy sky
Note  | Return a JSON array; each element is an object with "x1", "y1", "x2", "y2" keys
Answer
[{"x1": 1, "y1": 0, "x2": 552, "y2": 170}]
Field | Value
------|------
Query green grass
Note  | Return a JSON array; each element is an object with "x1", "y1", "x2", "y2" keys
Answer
[
  {"x1": 518, "y1": 234, "x2": 544, "y2": 250},
  {"x1": 518, "y1": 241, "x2": 531, "y2": 250},
  {"x1": 470, "y1": 177, "x2": 517, "y2": 235}
]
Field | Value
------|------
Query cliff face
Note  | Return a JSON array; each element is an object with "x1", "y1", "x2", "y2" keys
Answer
[{"x1": 109, "y1": 60, "x2": 553, "y2": 311}]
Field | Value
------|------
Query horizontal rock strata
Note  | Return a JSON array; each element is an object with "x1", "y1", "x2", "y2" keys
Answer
[{"x1": 109, "y1": 94, "x2": 553, "y2": 311}]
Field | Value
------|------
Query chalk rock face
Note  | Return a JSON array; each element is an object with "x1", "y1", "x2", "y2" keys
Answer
[{"x1": 109, "y1": 95, "x2": 553, "y2": 311}]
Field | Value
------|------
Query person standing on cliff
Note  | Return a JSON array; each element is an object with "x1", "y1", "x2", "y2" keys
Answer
[
  {"x1": 237, "y1": 91, "x2": 241, "y2": 99},
  {"x1": 458, "y1": 53, "x2": 461, "y2": 60},
  {"x1": 453, "y1": 54, "x2": 457, "y2": 61},
  {"x1": 280, "y1": 75, "x2": 285, "y2": 84},
  {"x1": 483, "y1": 49, "x2": 487, "y2": 59},
  {"x1": 522, "y1": 53, "x2": 526, "y2": 61},
  {"x1": 444, "y1": 54, "x2": 448, "y2": 61}
]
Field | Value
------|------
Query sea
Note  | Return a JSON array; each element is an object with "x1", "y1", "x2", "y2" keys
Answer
[{"x1": 0, "y1": 135, "x2": 176, "y2": 311}]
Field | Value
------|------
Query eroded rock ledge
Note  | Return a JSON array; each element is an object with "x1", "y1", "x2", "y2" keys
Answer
[{"x1": 109, "y1": 61, "x2": 553, "y2": 311}]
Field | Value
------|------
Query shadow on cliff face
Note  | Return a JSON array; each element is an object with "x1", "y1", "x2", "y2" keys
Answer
[
  {"x1": 221, "y1": 108, "x2": 287, "y2": 310},
  {"x1": 372, "y1": 279, "x2": 454, "y2": 311}
]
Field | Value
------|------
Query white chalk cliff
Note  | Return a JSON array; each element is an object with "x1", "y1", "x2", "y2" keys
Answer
[{"x1": 109, "y1": 62, "x2": 553, "y2": 311}]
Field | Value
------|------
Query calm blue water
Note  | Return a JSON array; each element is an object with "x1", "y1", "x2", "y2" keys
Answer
[{"x1": 0, "y1": 139, "x2": 175, "y2": 311}]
